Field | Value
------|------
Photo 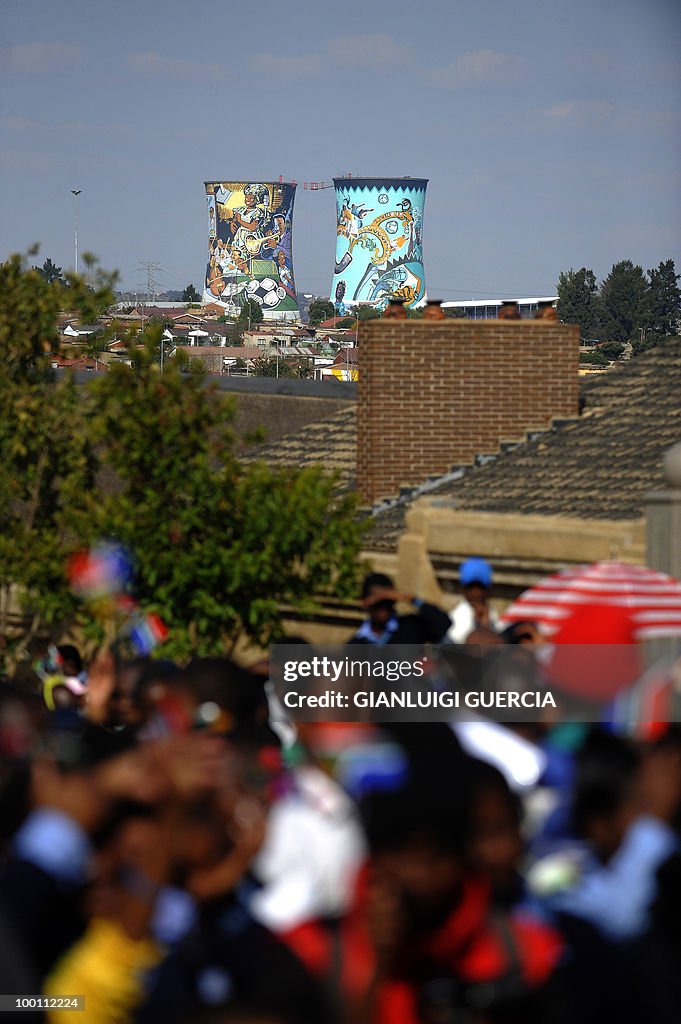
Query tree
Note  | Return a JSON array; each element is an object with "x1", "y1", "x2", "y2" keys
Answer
[
  {"x1": 556, "y1": 268, "x2": 601, "y2": 341},
  {"x1": 82, "y1": 331, "x2": 110, "y2": 369},
  {"x1": 356, "y1": 305, "x2": 381, "y2": 321},
  {"x1": 250, "y1": 356, "x2": 313, "y2": 379},
  {"x1": 0, "y1": 257, "x2": 365, "y2": 668},
  {"x1": 251, "y1": 355, "x2": 291, "y2": 378},
  {"x1": 579, "y1": 349, "x2": 608, "y2": 366},
  {"x1": 599, "y1": 260, "x2": 648, "y2": 342},
  {"x1": 598, "y1": 341, "x2": 625, "y2": 361},
  {"x1": 644, "y1": 259, "x2": 680, "y2": 339},
  {"x1": 182, "y1": 284, "x2": 200, "y2": 303},
  {"x1": 86, "y1": 332, "x2": 364, "y2": 657},
  {"x1": 238, "y1": 297, "x2": 264, "y2": 327},
  {"x1": 0, "y1": 252, "x2": 117, "y2": 671},
  {"x1": 308, "y1": 298, "x2": 335, "y2": 326},
  {"x1": 34, "y1": 258, "x2": 65, "y2": 285}
]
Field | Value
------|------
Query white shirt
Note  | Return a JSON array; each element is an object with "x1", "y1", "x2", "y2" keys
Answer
[
  {"x1": 250, "y1": 765, "x2": 366, "y2": 931},
  {"x1": 446, "y1": 599, "x2": 500, "y2": 644}
]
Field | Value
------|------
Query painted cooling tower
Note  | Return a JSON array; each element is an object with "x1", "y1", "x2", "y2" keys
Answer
[
  {"x1": 203, "y1": 181, "x2": 299, "y2": 321},
  {"x1": 330, "y1": 177, "x2": 428, "y2": 311}
]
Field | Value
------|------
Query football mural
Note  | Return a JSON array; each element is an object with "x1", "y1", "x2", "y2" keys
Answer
[
  {"x1": 330, "y1": 177, "x2": 428, "y2": 311},
  {"x1": 203, "y1": 181, "x2": 299, "y2": 321}
]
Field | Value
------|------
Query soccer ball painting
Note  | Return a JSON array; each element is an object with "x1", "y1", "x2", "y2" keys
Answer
[{"x1": 246, "y1": 278, "x2": 286, "y2": 308}]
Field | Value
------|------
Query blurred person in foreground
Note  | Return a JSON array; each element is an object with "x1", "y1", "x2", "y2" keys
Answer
[
  {"x1": 637, "y1": 726, "x2": 681, "y2": 1022},
  {"x1": 282, "y1": 760, "x2": 563, "y2": 1024},
  {"x1": 527, "y1": 728, "x2": 681, "y2": 1024},
  {"x1": 0, "y1": 650, "x2": 327, "y2": 1024},
  {"x1": 245, "y1": 647, "x2": 367, "y2": 935}
]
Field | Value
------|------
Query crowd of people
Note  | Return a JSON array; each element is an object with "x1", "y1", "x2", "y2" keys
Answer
[{"x1": 1, "y1": 560, "x2": 680, "y2": 1023}]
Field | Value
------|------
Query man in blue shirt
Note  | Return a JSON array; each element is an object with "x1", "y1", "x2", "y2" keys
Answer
[{"x1": 350, "y1": 572, "x2": 451, "y2": 646}]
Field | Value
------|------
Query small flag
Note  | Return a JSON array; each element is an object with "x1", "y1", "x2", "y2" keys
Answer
[
  {"x1": 127, "y1": 612, "x2": 169, "y2": 656},
  {"x1": 33, "y1": 644, "x2": 64, "y2": 682},
  {"x1": 68, "y1": 542, "x2": 133, "y2": 601}
]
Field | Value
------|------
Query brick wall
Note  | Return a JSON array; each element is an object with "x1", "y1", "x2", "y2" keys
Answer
[{"x1": 357, "y1": 319, "x2": 580, "y2": 505}]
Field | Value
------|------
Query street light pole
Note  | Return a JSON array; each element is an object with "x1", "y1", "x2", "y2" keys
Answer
[{"x1": 71, "y1": 189, "x2": 82, "y2": 275}]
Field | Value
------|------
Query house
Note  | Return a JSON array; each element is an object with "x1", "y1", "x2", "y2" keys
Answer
[
  {"x1": 317, "y1": 316, "x2": 353, "y2": 330},
  {"x1": 61, "y1": 323, "x2": 104, "y2": 340},
  {"x1": 52, "y1": 355, "x2": 108, "y2": 372}
]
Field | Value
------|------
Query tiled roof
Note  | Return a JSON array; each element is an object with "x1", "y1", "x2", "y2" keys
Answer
[
  {"x1": 178, "y1": 346, "x2": 262, "y2": 359},
  {"x1": 53, "y1": 356, "x2": 109, "y2": 371},
  {"x1": 333, "y1": 348, "x2": 359, "y2": 365},
  {"x1": 240, "y1": 341, "x2": 681, "y2": 549},
  {"x1": 365, "y1": 341, "x2": 681, "y2": 549},
  {"x1": 243, "y1": 405, "x2": 357, "y2": 490},
  {"x1": 436, "y1": 341, "x2": 681, "y2": 516},
  {"x1": 318, "y1": 317, "x2": 352, "y2": 329}
]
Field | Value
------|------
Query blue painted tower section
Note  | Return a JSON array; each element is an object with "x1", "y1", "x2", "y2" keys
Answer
[{"x1": 330, "y1": 177, "x2": 428, "y2": 312}]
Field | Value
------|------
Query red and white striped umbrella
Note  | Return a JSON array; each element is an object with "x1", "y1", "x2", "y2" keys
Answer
[{"x1": 501, "y1": 561, "x2": 681, "y2": 641}]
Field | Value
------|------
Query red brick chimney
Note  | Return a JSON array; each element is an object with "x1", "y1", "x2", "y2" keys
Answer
[{"x1": 356, "y1": 318, "x2": 580, "y2": 506}]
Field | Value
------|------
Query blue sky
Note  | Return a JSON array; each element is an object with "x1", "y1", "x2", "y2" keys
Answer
[{"x1": 1, "y1": 0, "x2": 679, "y2": 299}]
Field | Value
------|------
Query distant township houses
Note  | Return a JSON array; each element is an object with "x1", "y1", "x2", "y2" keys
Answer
[{"x1": 53, "y1": 302, "x2": 356, "y2": 375}]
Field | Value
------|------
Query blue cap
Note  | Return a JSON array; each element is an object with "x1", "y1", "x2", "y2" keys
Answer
[{"x1": 460, "y1": 557, "x2": 493, "y2": 588}]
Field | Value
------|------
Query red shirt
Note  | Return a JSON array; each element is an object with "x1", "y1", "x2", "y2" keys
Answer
[{"x1": 283, "y1": 866, "x2": 562, "y2": 1024}]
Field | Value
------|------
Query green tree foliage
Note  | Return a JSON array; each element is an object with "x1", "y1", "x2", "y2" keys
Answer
[
  {"x1": 599, "y1": 260, "x2": 648, "y2": 342},
  {"x1": 238, "y1": 297, "x2": 264, "y2": 327},
  {"x1": 556, "y1": 268, "x2": 601, "y2": 341},
  {"x1": 579, "y1": 348, "x2": 608, "y2": 366},
  {"x1": 34, "y1": 257, "x2": 65, "y2": 285},
  {"x1": 0, "y1": 252, "x2": 117, "y2": 668},
  {"x1": 308, "y1": 298, "x2": 335, "y2": 326},
  {"x1": 598, "y1": 341, "x2": 625, "y2": 361},
  {"x1": 356, "y1": 305, "x2": 381, "y2": 321},
  {"x1": 0, "y1": 256, "x2": 364, "y2": 667},
  {"x1": 251, "y1": 355, "x2": 290, "y2": 378},
  {"x1": 631, "y1": 334, "x2": 656, "y2": 357},
  {"x1": 250, "y1": 356, "x2": 314, "y2": 380},
  {"x1": 86, "y1": 331, "x2": 362, "y2": 657},
  {"x1": 182, "y1": 283, "x2": 200, "y2": 303},
  {"x1": 644, "y1": 259, "x2": 680, "y2": 339},
  {"x1": 557, "y1": 258, "x2": 679, "y2": 352}
]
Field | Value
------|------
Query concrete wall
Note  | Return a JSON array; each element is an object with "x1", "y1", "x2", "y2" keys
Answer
[{"x1": 395, "y1": 500, "x2": 646, "y2": 605}]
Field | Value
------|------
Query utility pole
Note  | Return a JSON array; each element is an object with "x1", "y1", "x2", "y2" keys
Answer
[
  {"x1": 139, "y1": 261, "x2": 160, "y2": 307},
  {"x1": 71, "y1": 189, "x2": 82, "y2": 275},
  {"x1": 138, "y1": 262, "x2": 160, "y2": 341}
]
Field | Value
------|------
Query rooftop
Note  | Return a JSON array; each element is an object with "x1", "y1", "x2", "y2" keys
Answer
[
  {"x1": 366, "y1": 339, "x2": 681, "y2": 548},
  {"x1": 243, "y1": 340, "x2": 681, "y2": 551},
  {"x1": 244, "y1": 404, "x2": 357, "y2": 491}
]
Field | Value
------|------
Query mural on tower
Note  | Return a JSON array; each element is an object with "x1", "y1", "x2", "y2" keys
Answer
[
  {"x1": 330, "y1": 177, "x2": 428, "y2": 312},
  {"x1": 203, "y1": 181, "x2": 299, "y2": 321}
]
